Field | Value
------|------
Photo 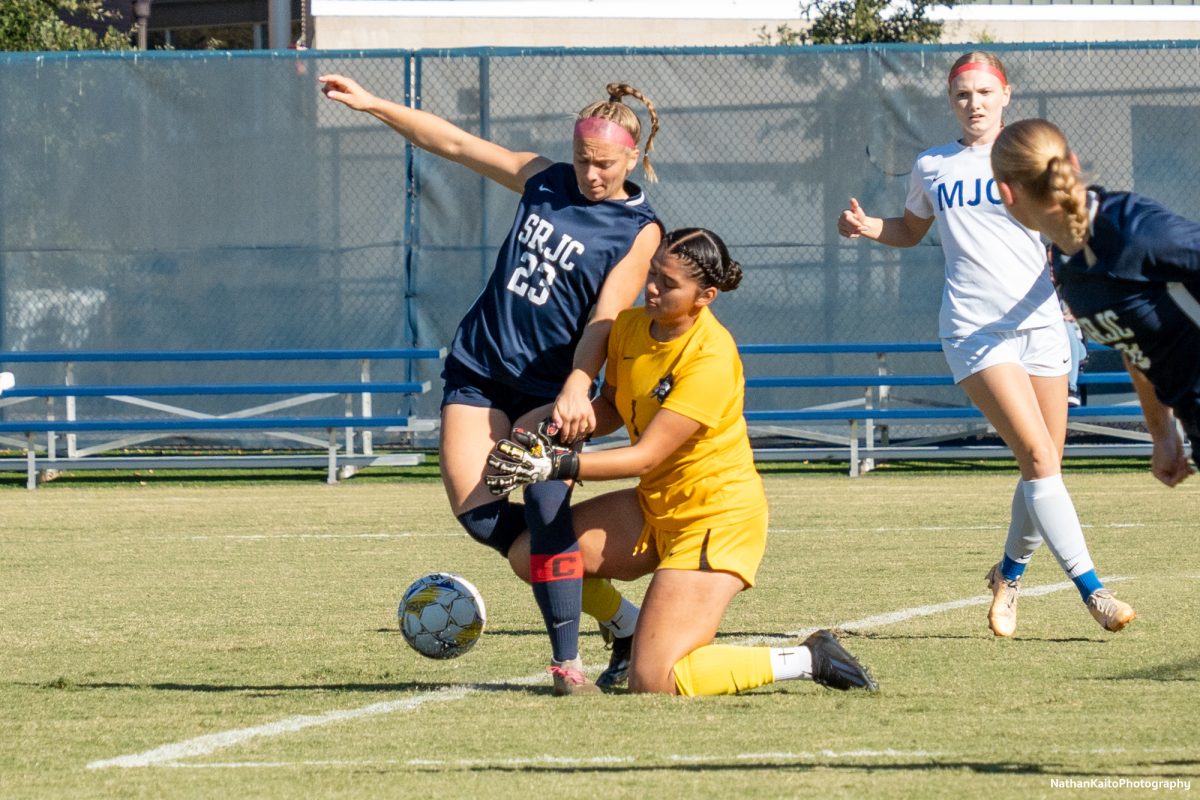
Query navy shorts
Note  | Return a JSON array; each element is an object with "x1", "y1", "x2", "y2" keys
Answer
[{"x1": 441, "y1": 355, "x2": 556, "y2": 423}]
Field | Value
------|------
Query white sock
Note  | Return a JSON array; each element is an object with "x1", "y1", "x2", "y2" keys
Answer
[
  {"x1": 599, "y1": 597, "x2": 639, "y2": 639},
  {"x1": 769, "y1": 646, "x2": 814, "y2": 682},
  {"x1": 1022, "y1": 474, "x2": 1095, "y2": 579},
  {"x1": 1004, "y1": 479, "x2": 1043, "y2": 564}
]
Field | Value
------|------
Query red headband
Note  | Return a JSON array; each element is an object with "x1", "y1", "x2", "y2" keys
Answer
[
  {"x1": 574, "y1": 117, "x2": 636, "y2": 149},
  {"x1": 948, "y1": 61, "x2": 1007, "y2": 86}
]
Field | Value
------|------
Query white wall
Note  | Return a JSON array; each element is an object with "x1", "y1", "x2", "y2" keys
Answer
[{"x1": 311, "y1": 1, "x2": 1200, "y2": 48}]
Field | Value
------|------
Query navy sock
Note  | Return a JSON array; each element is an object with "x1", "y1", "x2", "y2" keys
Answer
[
  {"x1": 1000, "y1": 554, "x2": 1028, "y2": 582},
  {"x1": 524, "y1": 480, "x2": 582, "y2": 663},
  {"x1": 1072, "y1": 569, "x2": 1104, "y2": 603}
]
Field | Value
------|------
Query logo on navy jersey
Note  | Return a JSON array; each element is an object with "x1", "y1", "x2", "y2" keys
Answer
[
  {"x1": 507, "y1": 213, "x2": 587, "y2": 306},
  {"x1": 1076, "y1": 310, "x2": 1150, "y2": 369},
  {"x1": 936, "y1": 178, "x2": 1003, "y2": 211}
]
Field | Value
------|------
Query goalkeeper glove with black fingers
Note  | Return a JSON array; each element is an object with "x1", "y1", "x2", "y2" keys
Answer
[{"x1": 484, "y1": 425, "x2": 580, "y2": 496}]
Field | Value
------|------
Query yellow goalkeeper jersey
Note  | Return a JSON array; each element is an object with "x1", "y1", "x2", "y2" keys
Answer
[{"x1": 605, "y1": 306, "x2": 766, "y2": 531}]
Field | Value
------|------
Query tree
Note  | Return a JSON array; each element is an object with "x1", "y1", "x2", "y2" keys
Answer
[
  {"x1": 758, "y1": 0, "x2": 955, "y2": 45},
  {"x1": 0, "y1": 0, "x2": 132, "y2": 51}
]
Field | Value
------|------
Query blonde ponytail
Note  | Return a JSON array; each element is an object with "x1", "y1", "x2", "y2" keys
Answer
[
  {"x1": 577, "y1": 83, "x2": 661, "y2": 183},
  {"x1": 1047, "y1": 156, "x2": 1089, "y2": 244},
  {"x1": 992, "y1": 118, "x2": 1087, "y2": 246}
]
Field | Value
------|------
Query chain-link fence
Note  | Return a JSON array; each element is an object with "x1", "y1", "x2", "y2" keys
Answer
[{"x1": 2, "y1": 43, "x2": 1198, "y2": 446}]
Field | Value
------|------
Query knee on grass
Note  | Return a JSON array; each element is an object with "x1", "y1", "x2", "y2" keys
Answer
[{"x1": 628, "y1": 661, "x2": 678, "y2": 695}]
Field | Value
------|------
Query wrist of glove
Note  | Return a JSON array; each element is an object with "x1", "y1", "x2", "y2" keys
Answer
[{"x1": 484, "y1": 422, "x2": 580, "y2": 496}]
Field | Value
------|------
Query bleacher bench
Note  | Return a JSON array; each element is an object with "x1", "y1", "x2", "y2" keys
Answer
[
  {"x1": 738, "y1": 342, "x2": 1151, "y2": 476},
  {"x1": 0, "y1": 348, "x2": 445, "y2": 488}
]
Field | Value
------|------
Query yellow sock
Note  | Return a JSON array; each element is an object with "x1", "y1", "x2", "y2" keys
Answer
[
  {"x1": 672, "y1": 645, "x2": 775, "y2": 696},
  {"x1": 581, "y1": 577, "x2": 622, "y2": 623}
]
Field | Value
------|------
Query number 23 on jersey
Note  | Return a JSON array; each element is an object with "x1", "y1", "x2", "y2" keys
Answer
[{"x1": 508, "y1": 212, "x2": 586, "y2": 306}]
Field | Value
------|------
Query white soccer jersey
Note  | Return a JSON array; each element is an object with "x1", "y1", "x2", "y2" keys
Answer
[{"x1": 906, "y1": 140, "x2": 1062, "y2": 338}]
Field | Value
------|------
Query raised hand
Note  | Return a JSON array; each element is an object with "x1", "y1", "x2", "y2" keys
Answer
[
  {"x1": 838, "y1": 197, "x2": 872, "y2": 239},
  {"x1": 317, "y1": 74, "x2": 378, "y2": 112}
]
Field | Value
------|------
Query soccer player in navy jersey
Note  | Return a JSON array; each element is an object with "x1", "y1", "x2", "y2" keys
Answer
[
  {"x1": 993, "y1": 118, "x2": 1199, "y2": 488},
  {"x1": 319, "y1": 74, "x2": 664, "y2": 694},
  {"x1": 837, "y1": 53, "x2": 1134, "y2": 637}
]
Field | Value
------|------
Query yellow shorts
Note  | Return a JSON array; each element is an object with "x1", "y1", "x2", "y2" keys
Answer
[{"x1": 637, "y1": 509, "x2": 768, "y2": 587}]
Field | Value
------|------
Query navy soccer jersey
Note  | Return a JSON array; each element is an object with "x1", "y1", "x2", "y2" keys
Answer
[
  {"x1": 1051, "y1": 188, "x2": 1200, "y2": 411},
  {"x1": 449, "y1": 162, "x2": 660, "y2": 397}
]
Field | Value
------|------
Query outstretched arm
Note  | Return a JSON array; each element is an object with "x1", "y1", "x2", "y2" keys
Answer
[
  {"x1": 574, "y1": 405, "x2": 700, "y2": 481},
  {"x1": 486, "y1": 379, "x2": 696, "y2": 495},
  {"x1": 838, "y1": 197, "x2": 933, "y2": 249},
  {"x1": 319, "y1": 73, "x2": 550, "y2": 193},
  {"x1": 1125, "y1": 355, "x2": 1194, "y2": 487},
  {"x1": 487, "y1": 395, "x2": 699, "y2": 494}
]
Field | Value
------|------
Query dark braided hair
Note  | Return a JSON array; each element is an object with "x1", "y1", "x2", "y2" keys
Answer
[{"x1": 663, "y1": 228, "x2": 743, "y2": 293}]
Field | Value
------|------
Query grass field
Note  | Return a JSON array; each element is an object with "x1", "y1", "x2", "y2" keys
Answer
[{"x1": 2, "y1": 461, "x2": 1198, "y2": 799}]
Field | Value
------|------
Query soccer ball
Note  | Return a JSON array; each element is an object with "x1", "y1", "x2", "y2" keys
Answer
[{"x1": 398, "y1": 572, "x2": 487, "y2": 659}]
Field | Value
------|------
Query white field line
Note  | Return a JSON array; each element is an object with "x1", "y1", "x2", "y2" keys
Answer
[
  {"x1": 739, "y1": 576, "x2": 1129, "y2": 647},
  {"x1": 87, "y1": 687, "x2": 472, "y2": 770},
  {"x1": 87, "y1": 575, "x2": 1127, "y2": 771},
  {"x1": 771, "y1": 522, "x2": 1145, "y2": 533}
]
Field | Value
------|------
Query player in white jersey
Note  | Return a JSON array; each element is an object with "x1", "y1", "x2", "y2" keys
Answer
[{"x1": 837, "y1": 52, "x2": 1135, "y2": 637}]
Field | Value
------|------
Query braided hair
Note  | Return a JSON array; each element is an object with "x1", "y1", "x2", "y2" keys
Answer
[
  {"x1": 992, "y1": 118, "x2": 1089, "y2": 244},
  {"x1": 663, "y1": 228, "x2": 743, "y2": 293},
  {"x1": 577, "y1": 82, "x2": 661, "y2": 183}
]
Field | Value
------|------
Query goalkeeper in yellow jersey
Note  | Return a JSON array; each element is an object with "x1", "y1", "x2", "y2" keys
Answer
[{"x1": 488, "y1": 227, "x2": 877, "y2": 696}]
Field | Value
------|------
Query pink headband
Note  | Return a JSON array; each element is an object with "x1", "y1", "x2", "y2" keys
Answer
[
  {"x1": 574, "y1": 117, "x2": 636, "y2": 149},
  {"x1": 948, "y1": 61, "x2": 1007, "y2": 86}
]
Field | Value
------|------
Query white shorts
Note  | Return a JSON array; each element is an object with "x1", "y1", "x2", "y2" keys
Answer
[{"x1": 941, "y1": 322, "x2": 1072, "y2": 384}]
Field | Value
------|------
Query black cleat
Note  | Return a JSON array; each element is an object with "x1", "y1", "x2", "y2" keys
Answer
[
  {"x1": 804, "y1": 629, "x2": 878, "y2": 692},
  {"x1": 595, "y1": 633, "x2": 633, "y2": 689}
]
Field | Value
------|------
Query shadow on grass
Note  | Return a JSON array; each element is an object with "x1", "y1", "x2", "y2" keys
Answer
[
  {"x1": 853, "y1": 631, "x2": 1109, "y2": 644},
  {"x1": 1108, "y1": 656, "x2": 1200, "y2": 682},
  {"x1": 421, "y1": 763, "x2": 1200, "y2": 778},
  {"x1": 406, "y1": 760, "x2": 1062, "y2": 776},
  {"x1": 377, "y1": 627, "x2": 565, "y2": 638}
]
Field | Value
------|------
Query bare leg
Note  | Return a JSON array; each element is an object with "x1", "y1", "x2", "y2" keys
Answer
[
  {"x1": 507, "y1": 488, "x2": 656, "y2": 582},
  {"x1": 993, "y1": 372, "x2": 1068, "y2": 573},
  {"x1": 962, "y1": 365, "x2": 1131, "y2": 626},
  {"x1": 628, "y1": 569, "x2": 745, "y2": 695},
  {"x1": 439, "y1": 402, "x2": 512, "y2": 516},
  {"x1": 1030, "y1": 373, "x2": 1069, "y2": 461},
  {"x1": 959, "y1": 364, "x2": 1064, "y2": 480}
]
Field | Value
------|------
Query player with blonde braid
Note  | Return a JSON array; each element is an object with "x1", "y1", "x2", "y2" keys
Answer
[
  {"x1": 319, "y1": 74, "x2": 664, "y2": 694},
  {"x1": 585, "y1": 83, "x2": 660, "y2": 183},
  {"x1": 488, "y1": 228, "x2": 878, "y2": 696},
  {"x1": 837, "y1": 52, "x2": 1134, "y2": 637},
  {"x1": 993, "y1": 118, "x2": 1200, "y2": 488}
]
